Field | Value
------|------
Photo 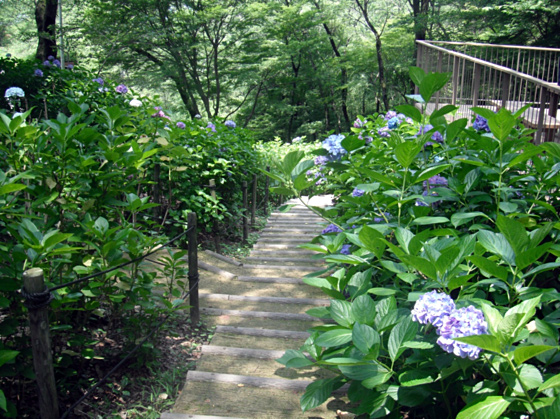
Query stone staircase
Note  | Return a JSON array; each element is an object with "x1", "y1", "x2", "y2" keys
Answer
[{"x1": 162, "y1": 197, "x2": 352, "y2": 419}]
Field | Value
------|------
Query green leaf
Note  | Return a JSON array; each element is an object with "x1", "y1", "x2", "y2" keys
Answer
[
  {"x1": 453, "y1": 335, "x2": 501, "y2": 353},
  {"x1": 352, "y1": 295, "x2": 376, "y2": 325},
  {"x1": 293, "y1": 172, "x2": 314, "y2": 191},
  {"x1": 358, "y1": 225, "x2": 386, "y2": 259},
  {"x1": 467, "y1": 256, "x2": 509, "y2": 281},
  {"x1": 451, "y1": 212, "x2": 488, "y2": 228},
  {"x1": 315, "y1": 329, "x2": 353, "y2": 347},
  {"x1": 395, "y1": 141, "x2": 422, "y2": 169},
  {"x1": 412, "y1": 216, "x2": 449, "y2": 226},
  {"x1": 282, "y1": 150, "x2": 305, "y2": 177},
  {"x1": 0, "y1": 183, "x2": 26, "y2": 196},
  {"x1": 456, "y1": 396, "x2": 512, "y2": 419},
  {"x1": 339, "y1": 363, "x2": 389, "y2": 382},
  {"x1": 0, "y1": 350, "x2": 19, "y2": 368},
  {"x1": 446, "y1": 118, "x2": 468, "y2": 141},
  {"x1": 414, "y1": 165, "x2": 450, "y2": 185},
  {"x1": 480, "y1": 303, "x2": 503, "y2": 337},
  {"x1": 516, "y1": 243, "x2": 552, "y2": 271},
  {"x1": 400, "y1": 255, "x2": 437, "y2": 281},
  {"x1": 496, "y1": 215, "x2": 528, "y2": 256},
  {"x1": 419, "y1": 72, "x2": 451, "y2": 103},
  {"x1": 330, "y1": 300, "x2": 354, "y2": 327},
  {"x1": 292, "y1": 159, "x2": 314, "y2": 178},
  {"x1": 352, "y1": 322, "x2": 378, "y2": 354},
  {"x1": 503, "y1": 364, "x2": 543, "y2": 394},
  {"x1": 477, "y1": 231, "x2": 515, "y2": 265},
  {"x1": 388, "y1": 317, "x2": 418, "y2": 362},
  {"x1": 488, "y1": 108, "x2": 516, "y2": 142},
  {"x1": 298, "y1": 244, "x2": 328, "y2": 254},
  {"x1": 538, "y1": 374, "x2": 560, "y2": 392},
  {"x1": 395, "y1": 104, "x2": 422, "y2": 123},
  {"x1": 409, "y1": 66, "x2": 426, "y2": 87},
  {"x1": 399, "y1": 370, "x2": 435, "y2": 387},
  {"x1": 276, "y1": 349, "x2": 314, "y2": 368},
  {"x1": 325, "y1": 254, "x2": 368, "y2": 265},
  {"x1": 341, "y1": 136, "x2": 364, "y2": 152},
  {"x1": 472, "y1": 107, "x2": 496, "y2": 120},
  {"x1": 300, "y1": 377, "x2": 342, "y2": 412},
  {"x1": 270, "y1": 187, "x2": 293, "y2": 196},
  {"x1": 514, "y1": 345, "x2": 556, "y2": 365}
]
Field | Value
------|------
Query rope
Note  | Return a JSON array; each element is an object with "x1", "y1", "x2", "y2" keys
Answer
[{"x1": 20, "y1": 286, "x2": 54, "y2": 310}]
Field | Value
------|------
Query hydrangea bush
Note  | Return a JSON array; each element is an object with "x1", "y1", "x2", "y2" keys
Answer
[{"x1": 270, "y1": 68, "x2": 560, "y2": 418}]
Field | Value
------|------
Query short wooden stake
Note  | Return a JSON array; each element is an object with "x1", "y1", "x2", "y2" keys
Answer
[
  {"x1": 187, "y1": 213, "x2": 200, "y2": 324},
  {"x1": 23, "y1": 268, "x2": 59, "y2": 419},
  {"x1": 251, "y1": 174, "x2": 257, "y2": 227},
  {"x1": 242, "y1": 181, "x2": 248, "y2": 243}
]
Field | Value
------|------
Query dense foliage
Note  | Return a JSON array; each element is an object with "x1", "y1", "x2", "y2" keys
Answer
[
  {"x1": 270, "y1": 68, "x2": 560, "y2": 418},
  {"x1": 0, "y1": 58, "x2": 267, "y2": 416}
]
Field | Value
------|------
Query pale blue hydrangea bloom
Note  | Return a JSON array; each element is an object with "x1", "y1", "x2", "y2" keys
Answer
[
  {"x1": 176, "y1": 122, "x2": 186, "y2": 129},
  {"x1": 473, "y1": 115, "x2": 490, "y2": 132},
  {"x1": 4, "y1": 87, "x2": 25, "y2": 98},
  {"x1": 207, "y1": 122, "x2": 216, "y2": 132},
  {"x1": 292, "y1": 136, "x2": 301, "y2": 143},
  {"x1": 340, "y1": 244, "x2": 351, "y2": 255},
  {"x1": 436, "y1": 306, "x2": 488, "y2": 360},
  {"x1": 322, "y1": 134, "x2": 346, "y2": 158},
  {"x1": 52, "y1": 59, "x2": 61, "y2": 68},
  {"x1": 423, "y1": 174, "x2": 448, "y2": 188},
  {"x1": 388, "y1": 117, "x2": 400, "y2": 130},
  {"x1": 34, "y1": 69, "x2": 43, "y2": 77},
  {"x1": 115, "y1": 84, "x2": 128, "y2": 94},
  {"x1": 92, "y1": 77, "x2": 104, "y2": 85},
  {"x1": 314, "y1": 156, "x2": 329, "y2": 166},
  {"x1": 411, "y1": 290, "x2": 456, "y2": 328},
  {"x1": 352, "y1": 188, "x2": 365, "y2": 197},
  {"x1": 225, "y1": 120, "x2": 236, "y2": 128}
]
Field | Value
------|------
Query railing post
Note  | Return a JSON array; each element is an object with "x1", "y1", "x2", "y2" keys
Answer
[
  {"x1": 536, "y1": 87, "x2": 548, "y2": 144},
  {"x1": 242, "y1": 181, "x2": 248, "y2": 243},
  {"x1": 263, "y1": 166, "x2": 270, "y2": 216},
  {"x1": 472, "y1": 63, "x2": 481, "y2": 106},
  {"x1": 187, "y1": 213, "x2": 200, "y2": 324},
  {"x1": 251, "y1": 174, "x2": 257, "y2": 227},
  {"x1": 501, "y1": 73, "x2": 511, "y2": 109},
  {"x1": 415, "y1": 42, "x2": 422, "y2": 95},
  {"x1": 22, "y1": 268, "x2": 59, "y2": 419},
  {"x1": 209, "y1": 179, "x2": 221, "y2": 254},
  {"x1": 452, "y1": 56, "x2": 460, "y2": 106}
]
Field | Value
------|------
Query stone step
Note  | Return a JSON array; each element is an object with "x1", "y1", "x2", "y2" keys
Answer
[
  {"x1": 260, "y1": 230, "x2": 319, "y2": 237},
  {"x1": 210, "y1": 330, "x2": 307, "y2": 351},
  {"x1": 249, "y1": 250, "x2": 319, "y2": 257},
  {"x1": 236, "y1": 276, "x2": 305, "y2": 285},
  {"x1": 200, "y1": 293, "x2": 329, "y2": 306},
  {"x1": 201, "y1": 308, "x2": 326, "y2": 323},
  {"x1": 162, "y1": 413, "x2": 244, "y2": 419},
  {"x1": 171, "y1": 381, "x2": 351, "y2": 418},
  {"x1": 200, "y1": 298, "x2": 320, "y2": 316},
  {"x1": 262, "y1": 227, "x2": 321, "y2": 234},
  {"x1": 242, "y1": 264, "x2": 319, "y2": 275},
  {"x1": 201, "y1": 313, "x2": 324, "y2": 331},
  {"x1": 256, "y1": 238, "x2": 311, "y2": 244},
  {"x1": 266, "y1": 221, "x2": 323, "y2": 226},
  {"x1": 215, "y1": 326, "x2": 310, "y2": 340},
  {"x1": 244, "y1": 257, "x2": 323, "y2": 266},
  {"x1": 253, "y1": 243, "x2": 306, "y2": 250}
]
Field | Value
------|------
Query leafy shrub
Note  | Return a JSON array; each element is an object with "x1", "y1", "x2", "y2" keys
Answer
[{"x1": 269, "y1": 67, "x2": 560, "y2": 418}]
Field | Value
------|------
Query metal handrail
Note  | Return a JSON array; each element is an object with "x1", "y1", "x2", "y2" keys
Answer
[
  {"x1": 417, "y1": 41, "x2": 560, "y2": 95},
  {"x1": 425, "y1": 40, "x2": 560, "y2": 53}
]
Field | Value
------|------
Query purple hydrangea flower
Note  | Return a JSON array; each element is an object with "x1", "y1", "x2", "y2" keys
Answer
[
  {"x1": 322, "y1": 224, "x2": 342, "y2": 234},
  {"x1": 306, "y1": 170, "x2": 314, "y2": 176},
  {"x1": 43, "y1": 60, "x2": 51, "y2": 67},
  {"x1": 92, "y1": 77, "x2": 104, "y2": 85},
  {"x1": 115, "y1": 84, "x2": 128, "y2": 94},
  {"x1": 424, "y1": 175, "x2": 448, "y2": 188},
  {"x1": 373, "y1": 212, "x2": 391, "y2": 223},
  {"x1": 154, "y1": 106, "x2": 162, "y2": 110},
  {"x1": 176, "y1": 121, "x2": 186, "y2": 129},
  {"x1": 316, "y1": 178, "x2": 326, "y2": 186},
  {"x1": 52, "y1": 59, "x2": 61, "y2": 68},
  {"x1": 314, "y1": 155, "x2": 329, "y2": 166},
  {"x1": 384, "y1": 110, "x2": 397, "y2": 120},
  {"x1": 34, "y1": 69, "x2": 43, "y2": 77},
  {"x1": 473, "y1": 115, "x2": 491, "y2": 132},
  {"x1": 378, "y1": 127, "x2": 390, "y2": 138},
  {"x1": 411, "y1": 290, "x2": 456, "y2": 328},
  {"x1": 151, "y1": 110, "x2": 170, "y2": 120},
  {"x1": 323, "y1": 134, "x2": 347, "y2": 158},
  {"x1": 340, "y1": 244, "x2": 351, "y2": 255},
  {"x1": 354, "y1": 118, "x2": 365, "y2": 128},
  {"x1": 66, "y1": 64, "x2": 74, "y2": 70},
  {"x1": 225, "y1": 120, "x2": 236, "y2": 128},
  {"x1": 207, "y1": 122, "x2": 216, "y2": 132},
  {"x1": 47, "y1": 55, "x2": 55, "y2": 61},
  {"x1": 436, "y1": 306, "x2": 488, "y2": 360},
  {"x1": 352, "y1": 188, "x2": 365, "y2": 197}
]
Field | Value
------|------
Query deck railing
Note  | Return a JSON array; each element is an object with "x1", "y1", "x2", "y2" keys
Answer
[{"x1": 416, "y1": 40, "x2": 560, "y2": 144}]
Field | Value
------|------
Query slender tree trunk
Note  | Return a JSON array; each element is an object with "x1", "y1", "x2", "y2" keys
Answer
[{"x1": 35, "y1": 0, "x2": 58, "y2": 61}]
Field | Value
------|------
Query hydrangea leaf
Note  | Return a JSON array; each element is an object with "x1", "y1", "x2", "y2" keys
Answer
[
  {"x1": 456, "y1": 396, "x2": 512, "y2": 419},
  {"x1": 282, "y1": 150, "x2": 305, "y2": 177},
  {"x1": 398, "y1": 370, "x2": 435, "y2": 387},
  {"x1": 467, "y1": 255, "x2": 509, "y2": 282},
  {"x1": 352, "y1": 295, "x2": 376, "y2": 326},
  {"x1": 314, "y1": 329, "x2": 352, "y2": 347},
  {"x1": 513, "y1": 345, "x2": 556, "y2": 365},
  {"x1": 395, "y1": 141, "x2": 423, "y2": 169},
  {"x1": 341, "y1": 136, "x2": 364, "y2": 153},
  {"x1": 487, "y1": 108, "x2": 517, "y2": 142},
  {"x1": 300, "y1": 377, "x2": 344, "y2": 412},
  {"x1": 330, "y1": 300, "x2": 354, "y2": 328},
  {"x1": 395, "y1": 104, "x2": 422, "y2": 123},
  {"x1": 409, "y1": 66, "x2": 426, "y2": 87},
  {"x1": 538, "y1": 374, "x2": 560, "y2": 392},
  {"x1": 388, "y1": 317, "x2": 418, "y2": 362},
  {"x1": 496, "y1": 215, "x2": 528, "y2": 256},
  {"x1": 453, "y1": 335, "x2": 501, "y2": 353},
  {"x1": 414, "y1": 164, "x2": 451, "y2": 185},
  {"x1": 477, "y1": 230, "x2": 515, "y2": 265},
  {"x1": 451, "y1": 212, "x2": 488, "y2": 228},
  {"x1": 276, "y1": 349, "x2": 314, "y2": 368},
  {"x1": 419, "y1": 72, "x2": 451, "y2": 103},
  {"x1": 352, "y1": 322, "x2": 378, "y2": 355}
]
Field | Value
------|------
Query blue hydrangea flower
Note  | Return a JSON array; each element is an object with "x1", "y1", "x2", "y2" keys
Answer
[
  {"x1": 423, "y1": 175, "x2": 448, "y2": 188},
  {"x1": 354, "y1": 118, "x2": 365, "y2": 128},
  {"x1": 4, "y1": 87, "x2": 25, "y2": 98},
  {"x1": 34, "y1": 69, "x2": 43, "y2": 77},
  {"x1": 52, "y1": 59, "x2": 61, "y2": 68},
  {"x1": 378, "y1": 127, "x2": 390, "y2": 138},
  {"x1": 314, "y1": 156, "x2": 329, "y2": 166},
  {"x1": 411, "y1": 290, "x2": 456, "y2": 328},
  {"x1": 388, "y1": 117, "x2": 400, "y2": 130},
  {"x1": 43, "y1": 60, "x2": 51, "y2": 67},
  {"x1": 225, "y1": 120, "x2": 236, "y2": 128},
  {"x1": 47, "y1": 55, "x2": 55, "y2": 61},
  {"x1": 340, "y1": 244, "x2": 351, "y2": 255},
  {"x1": 195, "y1": 114, "x2": 201, "y2": 119},
  {"x1": 373, "y1": 212, "x2": 391, "y2": 223},
  {"x1": 322, "y1": 224, "x2": 342, "y2": 234},
  {"x1": 473, "y1": 115, "x2": 491, "y2": 132},
  {"x1": 322, "y1": 134, "x2": 346, "y2": 158},
  {"x1": 384, "y1": 110, "x2": 397, "y2": 120},
  {"x1": 207, "y1": 122, "x2": 216, "y2": 132},
  {"x1": 92, "y1": 77, "x2": 104, "y2": 85},
  {"x1": 115, "y1": 84, "x2": 128, "y2": 94},
  {"x1": 306, "y1": 170, "x2": 313, "y2": 176},
  {"x1": 176, "y1": 121, "x2": 186, "y2": 129},
  {"x1": 352, "y1": 188, "x2": 365, "y2": 197},
  {"x1": 66, "y1": 64, "x2": 74, "y2": 70},
  {"x1": 436, "y1": 305, "x2": 488, "y2": 360}
]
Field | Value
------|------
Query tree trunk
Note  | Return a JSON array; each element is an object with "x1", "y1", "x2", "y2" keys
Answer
[{"x1": 35, "y1": 0, "x2": 58, "y2": 61}]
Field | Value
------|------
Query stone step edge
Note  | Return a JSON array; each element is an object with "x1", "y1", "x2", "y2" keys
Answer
[
  {"x1": 201, "y1": 345, "x2": 287, "y2": 360},
  {"x1": 200, "y1": 293, "x2": 329, "y2": 306},
  {"x1": 181, "y1": 258, "x2": 237, "y2": 280},
  {"x1": 204, "y1": 250, "x2": 243, "y2": 267},
  {"x1": 201, "y1": 307, "x2": 330, "y2": 322},
  {"x1": 161, "y1": 413, "x2": 245, "y2": 419},
  {"x1": 186, "y1": 371, "x2": 348, "y2": 394},
  {"x1": 244, "y1": 257, "x2": 323, "y2": 265},
  {"x1": 236, "y1": 276, "x2": 304, "y2": 284},
  {"x1": 214, "y1": 325, "x2": 310, "y2": 339},
  {"x1": 242, "y1": 264, "x2": 317, "y2": 271}
]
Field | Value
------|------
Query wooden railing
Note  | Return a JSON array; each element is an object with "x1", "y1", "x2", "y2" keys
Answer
[{"x1": 416, "y1": 40, "x2": 560, "y2": 144}]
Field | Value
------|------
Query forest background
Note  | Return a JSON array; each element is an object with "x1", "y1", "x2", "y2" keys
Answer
[{"x1": 1, "y1": 0, "x2": 559, "y2": 143}]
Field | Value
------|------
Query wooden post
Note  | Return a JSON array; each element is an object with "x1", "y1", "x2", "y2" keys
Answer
[
  {"x1": 452, "y1": 56, "x2": 460, "y2": 106},
  {"x1": 251, "y1": 174, "x2": 257, "y2": 227},
  {"x1": 472, "y1": 63, "x2": 481, "y2": 107},
  {"x1": 242, "y1": 181, "x2": 248, "y2": 243},
  {"x1": 501, "y1": 73, "x2": 511, "y2": 109},
  {"x1": 263, "y1": 166, "x2": 270, "y2": 216},
  {"x1": 187, "y1": 212, "x2": 200, "y2": 324},
  {"x1": 23, "y1": 268, "x2": 59, "y2": 419},
  {"x1": 536, "y1": 87, "x2": 548, "y2": 144},
  {"x1": 209, "y1": 179, "x2": 221, "y2": 254},
  {"x1": 435, "y1": 51, "x2": 443, "y2": 109},
  {"x1": 415, "y1": 42, "x2": 422, "y2": 95}
]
